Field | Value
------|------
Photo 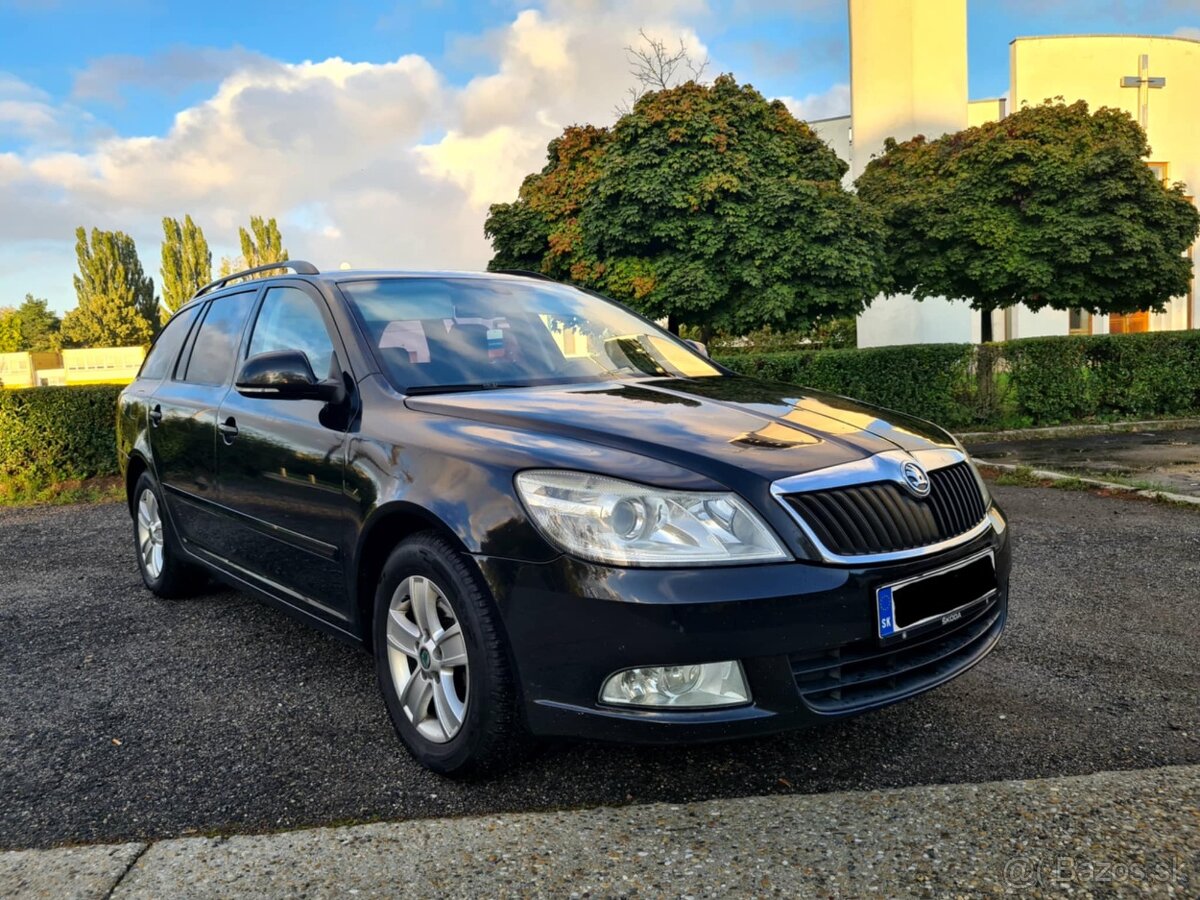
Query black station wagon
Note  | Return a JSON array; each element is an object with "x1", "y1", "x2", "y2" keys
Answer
[{"x1": 118, "y1": 262, "x2": 1010, "y2": 775}]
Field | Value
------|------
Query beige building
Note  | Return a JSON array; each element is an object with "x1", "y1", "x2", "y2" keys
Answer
[
  {"x1": 811, "y1": 0, "x2": 1199, "y2": 347},
  {"x1": 0, "y1": 346, "x2": 145, "y2": 389}
]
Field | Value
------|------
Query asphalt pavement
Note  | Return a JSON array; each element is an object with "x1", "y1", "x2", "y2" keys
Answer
[
  {"x1": 1, "y1": 485, "x2": 1197, "y2": 851},
  {"x1": 967, "y1": 426, "x2": 1200, "y2": 497}
]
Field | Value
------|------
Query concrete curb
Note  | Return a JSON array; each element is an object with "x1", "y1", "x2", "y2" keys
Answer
[
  {"x1": 974, "y1": 458, "x2": 1200, "y2": 507},
  {"x1": 3, "y1": 766, "x2": 1197, "y2": 898},
  {"x1": 957, "y1": 417, "x2": 1200, "y2": 444}
]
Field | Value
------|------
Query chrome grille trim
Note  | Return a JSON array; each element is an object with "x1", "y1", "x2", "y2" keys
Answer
[{"x1": 771, "y1": 449, "x2": 993, "y2": 565}]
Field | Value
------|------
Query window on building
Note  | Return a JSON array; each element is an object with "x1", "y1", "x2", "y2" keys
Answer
[
  {"x1": 1068, "y1": 309, "x2": 1091, "y2": 335},
  {"x1": 247, "y1": 286, "x2": 338, "y2": 379},
  {"x1": 181, "y1": 291, "x2": 256, "y2": 385},
  {"x1": 1146, "y1": 161, "x2": 1169, "y2": 184}
]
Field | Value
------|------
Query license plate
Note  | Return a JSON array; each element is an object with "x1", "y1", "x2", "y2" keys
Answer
[{"x1": 877, "y1": 550, "x2": 997, "y2": 641}]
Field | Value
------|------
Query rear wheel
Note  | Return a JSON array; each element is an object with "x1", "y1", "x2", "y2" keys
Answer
[
  {"x1": 373, "y1": 533, "x2": 525, "y2": 776},
  {"x1": 132, "y1": 471, "x2": 202, "y2": 598}
]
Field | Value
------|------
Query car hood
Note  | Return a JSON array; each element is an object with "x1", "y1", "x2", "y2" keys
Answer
[{"x1": 404, "y1": 376, "x2": 956, "y2": 484}]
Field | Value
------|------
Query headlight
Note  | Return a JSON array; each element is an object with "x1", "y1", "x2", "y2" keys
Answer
[{"x1": 515, "y1": 470, "x2": 791, "y2": 567}]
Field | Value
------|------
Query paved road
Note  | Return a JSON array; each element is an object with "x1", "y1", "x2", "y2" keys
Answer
[
  {"x1": 967, "y1": 426, "x2": 1200, "y2": 497},
  {"x1": 1, "y1": 485, "x2": 1197, "y2": 850},
  {"x1": 7, "y1": 766, "x2": 1198, "y2": 898}
]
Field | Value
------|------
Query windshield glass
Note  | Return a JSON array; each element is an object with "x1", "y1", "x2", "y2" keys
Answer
[{"x1": 339, "y1": 277, "x2": 722, "y2": 392}]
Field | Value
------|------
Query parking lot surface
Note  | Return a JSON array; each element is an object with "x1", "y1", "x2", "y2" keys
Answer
[
  {"x1": 1, "y1": 485, "x2": 1197, "y2": 850},
  {"x1": 967, "y1": 426, "x2": 1200, "y2": 496}
]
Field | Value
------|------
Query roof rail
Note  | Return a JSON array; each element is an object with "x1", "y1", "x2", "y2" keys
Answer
[
  {"x1": 491, "y1": 268, "x2": 557, "y2": 282},
  {"x1": 192, "y1": 260, "x2": 320, "y2": 300}
]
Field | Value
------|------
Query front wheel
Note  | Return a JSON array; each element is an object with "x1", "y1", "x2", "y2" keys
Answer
[{"x1": 373, "y1": 533, "x2": 525, "y2": 776}]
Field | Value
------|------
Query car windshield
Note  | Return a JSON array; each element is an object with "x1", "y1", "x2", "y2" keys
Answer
[{"x1": 339, "y1": 277, "x2": 722, "y2": 393}]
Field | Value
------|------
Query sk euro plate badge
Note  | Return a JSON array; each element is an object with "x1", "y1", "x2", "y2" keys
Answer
[{"x1": 877, "y1": 585, "x2": 896, "y2": 639}]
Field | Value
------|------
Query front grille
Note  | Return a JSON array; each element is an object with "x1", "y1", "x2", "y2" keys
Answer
[
  {"x1": 782, "y1": 462, "x2": 987, "y2": 556},
  {"x1": 789, "y1": 597, "x2": 1005, "y2": 715}
]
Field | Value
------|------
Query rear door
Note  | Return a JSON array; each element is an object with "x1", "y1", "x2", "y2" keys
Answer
[
  {"x1": 148, "y1": 288, "x2": 258, "y2": 555},
  {"x1": 214, "y1": 282, "x2": 356, "y2": 621}
]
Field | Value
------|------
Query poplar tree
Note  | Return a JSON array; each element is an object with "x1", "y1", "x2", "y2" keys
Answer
[
  {"x1": 61, "y1": 227, "x2": 158, "y2": 347},
  {"x1": 238, "y1": 216, "x2": 288, "y2": 275},
  {"x1": 161, "y1": 215, "x2": 212, "y2": 313}
]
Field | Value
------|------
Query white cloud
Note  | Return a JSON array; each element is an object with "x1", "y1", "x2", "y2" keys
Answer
[
  {"x1": 1, "y1": 3, "x2": 714, "y2": 308},
  {"x1": 780, "y1": 82, "x2": 850, "y2": 122}
]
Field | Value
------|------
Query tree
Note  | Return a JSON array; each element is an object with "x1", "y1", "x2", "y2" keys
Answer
[
  {"x1": 616, "y1": 28, "x2": 708, "y2": 116},
  {"x1": 855, "y1": 99, "x2": 1200, "y2": 317},
  {"x1": 0, "y1": 308, "x2": 19, "y2": 353},
  {"x1": 487, "y1": 75, "x2": 885, "y2": 338},
  {"x1": 161, "y1": 215, "x2": 212, "y2": 314},
  {"x1": 238, "y1": 215, "x2": 288, "y2": 275},
  {"x1": 61, "y1": 227, "x2": 158, "y2": 347},
  {"x1": 0, "y1": 295, "x2": 61, "y2": 351}
]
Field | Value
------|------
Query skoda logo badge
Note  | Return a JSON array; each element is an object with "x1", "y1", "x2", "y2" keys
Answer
[{"x1": 901, "y1": 461, "x2": 931, "y2": 498}]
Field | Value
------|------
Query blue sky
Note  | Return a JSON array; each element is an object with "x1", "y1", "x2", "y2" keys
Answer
[{"x1": 1, "y1": 0, "x2": 1198, "y2": 312}]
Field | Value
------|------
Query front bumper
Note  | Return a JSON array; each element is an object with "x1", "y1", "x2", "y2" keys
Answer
[{"x1": 476, "y1": 515, "x2": 1011, "y2": 743}]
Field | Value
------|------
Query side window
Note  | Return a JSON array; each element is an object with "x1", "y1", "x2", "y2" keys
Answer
[
  {"x1": 139, "y1": 306, "x2": 198, "y2": 381},
  {"x1": 181, "y1": 291, "x2": 255, "y2": 385},
  {"x1": 248, "y1": 286, "x2": 338, "y2": 379}
]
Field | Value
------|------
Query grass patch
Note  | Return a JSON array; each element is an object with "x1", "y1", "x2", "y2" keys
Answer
[
  {"x1": 989, "y1": 465, "x2": 1044, "y2": 488},
  {"x1": 981, "y1": 465, "x2": 1200, "y2": 512},
  {"x1": 0, "y1": 475, "x2": 123, "y2": 508}
]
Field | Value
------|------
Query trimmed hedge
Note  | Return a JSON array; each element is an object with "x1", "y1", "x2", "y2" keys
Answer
[
  {"x1": 718, "y1": 330, "x2": 1200, "y2": 428},
  {"x1": 716, "y1": 343, "x2": 979, "y2": 427},
  {"x1": 0, "y1": 385, "x2": 123, "y2": 488},
  {"x1": 2, "y1": 330, "x2": 1199, "y2": 499}
]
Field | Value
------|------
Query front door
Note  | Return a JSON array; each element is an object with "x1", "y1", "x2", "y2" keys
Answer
[
  {"x1": 1109, "y1": 311, "x2": 1150, "y2": 333},
  {"x1": 215, "y1": 283, "x2": 355, "y2": 622},
  {"x1": 149, "y1": 290, "x2": 257, "y2": 553}
]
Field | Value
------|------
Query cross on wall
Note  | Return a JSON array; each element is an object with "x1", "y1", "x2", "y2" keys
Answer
[{"x1": 1121, "y1": 54, "x2": 1166, "y2": 129}]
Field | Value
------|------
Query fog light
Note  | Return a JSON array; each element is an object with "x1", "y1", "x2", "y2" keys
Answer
[{"x1": 599, "y1": 661, "x2": 750, "y2": 708}]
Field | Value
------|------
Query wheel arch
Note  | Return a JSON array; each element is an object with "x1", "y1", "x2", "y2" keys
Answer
[
  {"x1": 353, "y1": 501, "x2": 473, "y2": 648},
  {"x1": 124, "y1": 451, "x2": 151, "y2": 516}
]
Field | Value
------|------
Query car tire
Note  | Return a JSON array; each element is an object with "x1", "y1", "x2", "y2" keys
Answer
[
  {"x1": 132, "y1": 471, "x2": 202, "y2": 599},
  {"x1": 373, "y1": 532, "x2": 525, "y2": 776}
]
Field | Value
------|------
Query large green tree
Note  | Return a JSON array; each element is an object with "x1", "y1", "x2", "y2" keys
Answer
[
  {"x1": 855, "y1": 99, "x2": 1200, "y2": 316},
  {"x1": 0, "y1": 309, "x2": 19, "y2": 353},
  {"x1": 486, "y1": 75, "x2": 884, "y2": 336},
  {"x1": 0, "y1": 295, "x2": 61, "y2": 351},
  {"x1": 61, "y1": 227, "x2": 158, "y2": 347},
  {"x1": 161, "y1": 215, "x2": 212, "y2": 314}
]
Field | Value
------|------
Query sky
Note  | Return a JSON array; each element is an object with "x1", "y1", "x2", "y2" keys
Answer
[{"x1": 1, "y1": 0, "x2": 1199, "y2": 314}]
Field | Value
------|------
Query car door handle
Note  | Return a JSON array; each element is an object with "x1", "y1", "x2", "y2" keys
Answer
[
  {"x1": 149, "y1": 405, "x2": 163, "y2": 427},
  {"x1": 218, "y1": 417, "x2": 239, "y2": 443}
]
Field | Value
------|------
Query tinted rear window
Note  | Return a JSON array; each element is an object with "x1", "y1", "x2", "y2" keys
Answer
[
  {"x1": 181, "y1": 291, "x2": 256, "y2": 385},
  {"x1": 139, "y1": 306, "x2": 198, "y2": 381}
]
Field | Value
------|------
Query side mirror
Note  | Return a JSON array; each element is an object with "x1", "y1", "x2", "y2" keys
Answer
[
  {"x1": 236, "y1": 350, "x2": 345, "y2": 404},
  {"x1": 685, "y1": 339, "x2": 709, "y2": 358}
]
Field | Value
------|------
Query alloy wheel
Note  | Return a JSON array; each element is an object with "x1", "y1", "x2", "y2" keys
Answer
[
  {"x1": 136, "y1": 488, "x2": 165, "y2": 580},
  {"x1": 385, "y1": 575, "x2": 470, "y2": 743}
]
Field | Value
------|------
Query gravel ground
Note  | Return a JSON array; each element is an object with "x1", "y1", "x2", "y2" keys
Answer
[{"x1": 1, "y1": 485, "x2": 1197, "y2": 850}]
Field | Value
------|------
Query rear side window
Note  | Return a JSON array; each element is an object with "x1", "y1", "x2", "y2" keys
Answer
[
  {"x1": 181, "y1": 291, "x2": 256, "y2": 385},
  {"x1": 248, "y1": 286, "x2": 338, "y2": 379},
  {"x1": 139, "y1": 306, "x2": 198, "y2": 381}
]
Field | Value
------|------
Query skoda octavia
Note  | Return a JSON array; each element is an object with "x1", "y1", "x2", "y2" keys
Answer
[{"x1": 117, "y1": 263, "x2": 1010, "y2": 775}]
